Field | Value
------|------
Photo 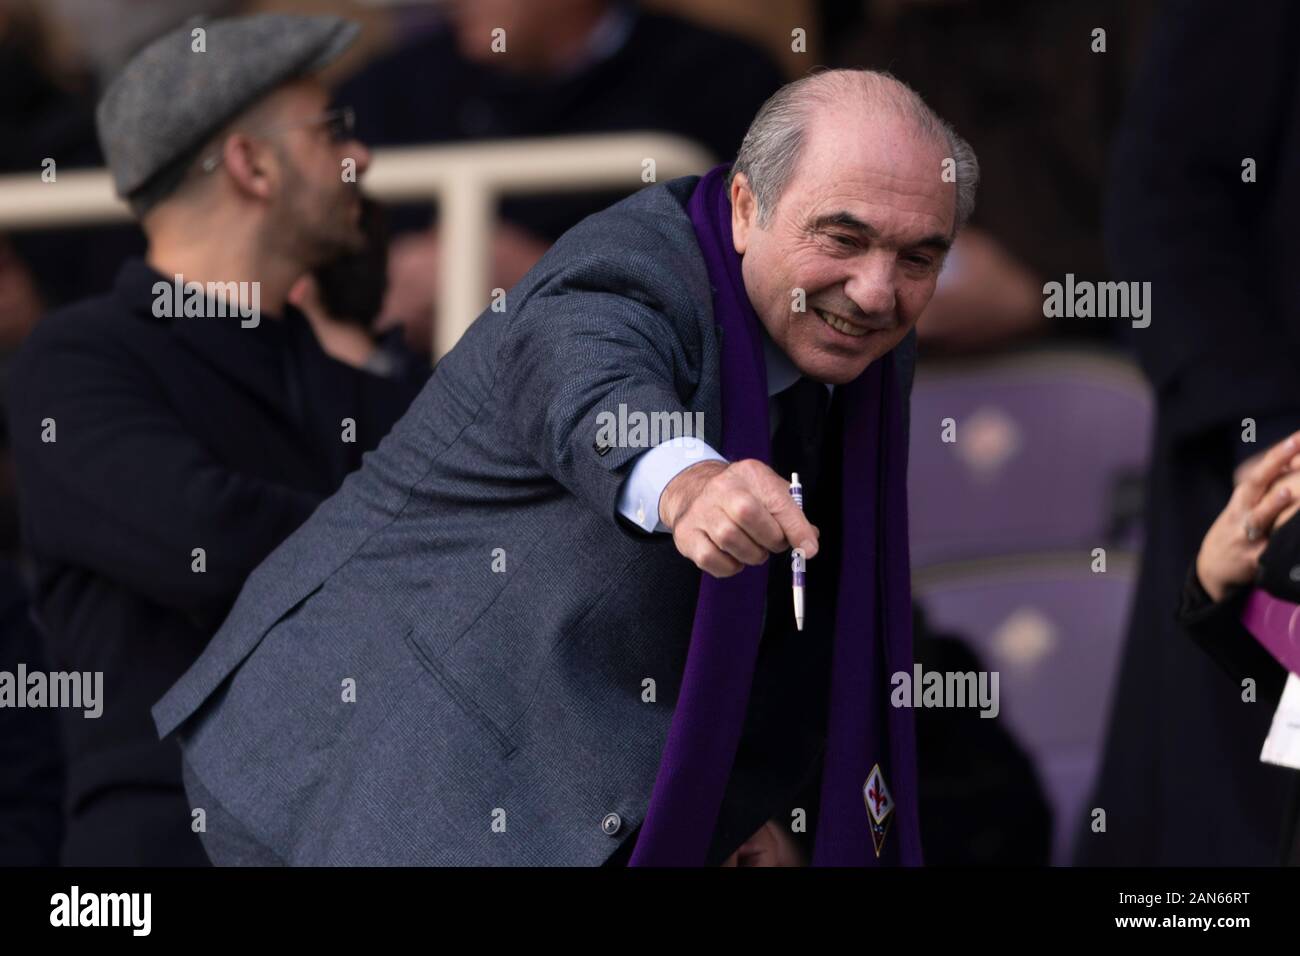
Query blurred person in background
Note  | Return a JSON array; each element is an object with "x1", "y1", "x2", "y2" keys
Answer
[
  {"x1": 834, "y1": 0, "x2": 1154, "y2": 355},
  {"x1": 0, "y1": 0, "x2": 145, "y2": 320},
  {"x1": 5, "y1": 13, "x2": 425, "y2": 865},
  {"x1": 0, "y1": 0, "x2": 152, "y2": 560},
  {"x1": 1079, "y1": 0, "x2": 1300, "y2": 866},
  {"x1": 289, "y1": 195, "x2": 428, "y2": 387},
  {"x1": 1180, "y1": 430, "x2": 1300, "y2": 864},
  {"x1": 335, "y1": 0, "x2": 786, "y2": 358},
  {"x1": 0, "y1": 555, "x2": 62, "y2": 864},
  {"x1": 45, "y1": 0, "x2": 235, "y2": 84},
  {"x1": 911, "y1": 603, "x2": 1053, "y2": 865},
  {"x1": 820, "y1": 0, "x2": 1156, "y2": 862}
]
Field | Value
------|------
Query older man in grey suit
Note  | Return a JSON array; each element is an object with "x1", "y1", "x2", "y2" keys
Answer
[{"x1": 154, "y1": 68, "x2": 976, "y2": 866}]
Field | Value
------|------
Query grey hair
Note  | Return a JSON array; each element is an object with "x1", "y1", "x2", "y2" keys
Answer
[{"x1": 727, "y1": 68, "x2": 979, "y2": 234}]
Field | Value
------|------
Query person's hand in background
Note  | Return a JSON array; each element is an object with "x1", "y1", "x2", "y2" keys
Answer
[
  {"x1": 1256, "y1": 449, "x2": 1300, "y2": 531},
  {"x1": 1196, "y1": 431, "x2": 1300, "y2": 601},
  {"x1": 375, "y1": 229, "x2": 440, "y2": 357},
  {"x1": 1233, "y1": 448, "x2": 1267, "y2": 487},
  {"x1": 375, "y1": 222, "x2": 551, "y2": 359},
  {"x1": 720, "y1": 819, "x2": 807, "y2": 867}
]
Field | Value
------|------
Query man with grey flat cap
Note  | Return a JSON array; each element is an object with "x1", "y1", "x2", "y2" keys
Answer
[{"x1": 5, "y1": 14, "x2": 425, "y2": 865}]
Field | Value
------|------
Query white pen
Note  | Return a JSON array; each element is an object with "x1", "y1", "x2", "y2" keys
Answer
[{"x1": 790, "y1": 472, "x2": 805, "y2": 632}]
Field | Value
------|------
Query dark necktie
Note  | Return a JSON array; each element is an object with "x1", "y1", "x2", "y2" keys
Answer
[
  {"x1": 770, "y1": 377, "x2": 832, "y2": 498},
  {"x1": 765, "y1": 377, "x2": 839, "y2": 643}
]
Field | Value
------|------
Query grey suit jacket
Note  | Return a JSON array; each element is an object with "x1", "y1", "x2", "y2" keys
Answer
[{"x1": 153, "y1": 175, "x2": 916, "y2": 866}]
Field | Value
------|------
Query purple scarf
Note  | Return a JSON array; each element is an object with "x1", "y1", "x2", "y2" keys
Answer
[{"x1": 628, "y1": 165, "x2": 921, "y2": 867}]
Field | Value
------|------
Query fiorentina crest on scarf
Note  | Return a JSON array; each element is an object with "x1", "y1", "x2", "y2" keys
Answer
[{"x1": 863, "y1": 763, "x2": 894, "y2": 858}]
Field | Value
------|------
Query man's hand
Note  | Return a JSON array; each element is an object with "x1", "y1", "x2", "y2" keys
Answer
[
  {"x1": 658, "y1": 459, "x2": 819, "y2": 578},
  {"x1": 720, "y1": 819, "x2": 808, "y2": 867}
]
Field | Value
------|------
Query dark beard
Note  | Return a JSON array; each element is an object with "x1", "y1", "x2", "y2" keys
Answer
[{"x1": 296, "y1": 208, "x2": 365, "y2": 271}]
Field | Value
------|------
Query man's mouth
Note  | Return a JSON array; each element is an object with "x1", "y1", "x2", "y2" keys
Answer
[{"x1": 814, "y1": 307, "x2": 877, "y2": 338}]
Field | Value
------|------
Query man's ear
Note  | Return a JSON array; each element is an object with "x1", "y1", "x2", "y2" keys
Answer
[
  {"x1": 220, "y1": 133, "x2": 275, "y2": 202},
  {"x1": 730, "y1": 171, "x2": 758, "y2": 255}
]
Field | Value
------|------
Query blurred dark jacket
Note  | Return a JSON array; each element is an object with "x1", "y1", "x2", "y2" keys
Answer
[
  {"x1": 335, "y1": 5, "x2": 785, "y2": 240},
  {"x1": 5, "y1": 258, "x2": 426, "y2": 865},
  {"x1": 838, "y1": 0, "x2": 1154, "y2": 344},
  {"x1": 0, "y1": 30, "x2": 143, "y2": 310},
  {"x1": 1177, "y1": 525, "x2": 1300, "y2": 864},
  {"x1": 1080, "y1": 0, "x2": 1300, "y2": 865},
  {"x1": 0, "y1": 558, "x2": 62, "y2": 865}
]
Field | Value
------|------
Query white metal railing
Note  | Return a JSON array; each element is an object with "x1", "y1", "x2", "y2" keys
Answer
[{"x1": 0, "y1": 133, "x2": 715, "y2": 357}]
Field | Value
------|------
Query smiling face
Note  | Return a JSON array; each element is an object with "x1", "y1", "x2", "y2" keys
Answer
[{"x1": 731, "y1": 104, "x2": 956, "y2": 385}]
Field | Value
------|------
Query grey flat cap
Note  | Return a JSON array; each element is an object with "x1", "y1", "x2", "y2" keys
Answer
[{"x1": 96, "y1": 13, "x2": 359, "y2": 200}]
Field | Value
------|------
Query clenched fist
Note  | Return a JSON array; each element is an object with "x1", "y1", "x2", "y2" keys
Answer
[{"x1": 658, "y1": 458, "x2": 819, "y2": 578}]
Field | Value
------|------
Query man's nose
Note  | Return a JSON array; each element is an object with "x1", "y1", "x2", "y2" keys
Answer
[{"x1": 843, "y1": 250, "x2": 897, "y2": 320}]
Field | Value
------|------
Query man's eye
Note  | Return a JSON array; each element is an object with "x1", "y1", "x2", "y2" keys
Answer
[
  {"x1": 903, "y1": 255, "x2": 933, "y2": 268},
  {"x1": 830, "y1": 234, "x2": 857, "y2": 248}
]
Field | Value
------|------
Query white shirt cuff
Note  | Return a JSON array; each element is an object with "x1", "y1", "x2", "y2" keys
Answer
[{"x1": 616, "y1": 436, "x2": 727, "y2": 533}]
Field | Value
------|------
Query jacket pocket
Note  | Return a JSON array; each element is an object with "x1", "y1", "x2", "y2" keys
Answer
[{"x1": 402, "y1": 627, "x2": 518, "y2": 759}]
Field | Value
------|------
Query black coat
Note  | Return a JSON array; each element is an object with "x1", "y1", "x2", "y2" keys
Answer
[
  {"x1": 1177, "y1": 551, "x2": 1300, "y2": 865},
  {"x1": 0, "y1": 558, "x2": 63, "y2": 865},
  {"x1": 1078, "y1": 0, "x2": 1300, "y2": 865},
  {"x1": 5, "y1": 258, "x2": 425, "y2": 865}
]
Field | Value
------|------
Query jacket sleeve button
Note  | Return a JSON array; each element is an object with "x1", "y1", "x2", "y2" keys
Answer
[{"x1": 601, "y1": 812, "x2": 622, "y2": 836}]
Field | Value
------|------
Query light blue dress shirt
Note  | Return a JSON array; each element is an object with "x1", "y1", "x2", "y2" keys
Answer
[{"x1": 616, "y1": 328, "x2": 833, "y2": 533}]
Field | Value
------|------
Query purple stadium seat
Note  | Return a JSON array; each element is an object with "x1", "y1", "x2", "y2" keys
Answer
[
  {"x1": 908, "y1": 350, "x2": 1153, "y2": 569},
  {"x1": 914, "y1": 553, "x2": 1137, "y2": 863}
]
